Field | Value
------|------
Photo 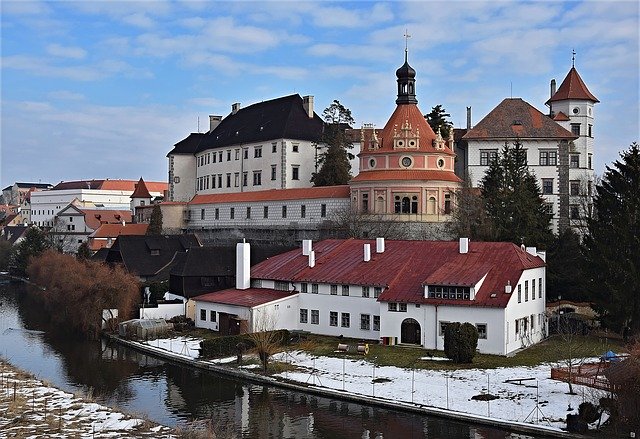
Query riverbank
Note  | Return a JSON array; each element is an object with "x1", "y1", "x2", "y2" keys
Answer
[
  {"x1": 111, "y1": 334, "x2": 591, "y2": 438},
  {"x1": 0, "y1": 359, "x2": 175, "y2": 438}
]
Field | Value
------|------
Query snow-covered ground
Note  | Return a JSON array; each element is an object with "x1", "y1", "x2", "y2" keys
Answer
[
  {"x1": 140, "y1": 336, "x2": 202, "y2": 359},
  {"x1": 271, "y1": 351, "x2": 604, "y2": 430},
  {"x1": 0, "y1": 360, "x2": 174, "y2": 438}
]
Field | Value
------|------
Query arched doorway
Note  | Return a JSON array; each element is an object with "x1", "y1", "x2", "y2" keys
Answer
[{"x1": 401, "y1": 318, "x2": 421, "y2": 345}]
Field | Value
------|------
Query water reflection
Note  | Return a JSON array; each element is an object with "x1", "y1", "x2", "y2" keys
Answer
[{"x1": 0, "y1": 280, "x2": 537, "y2": 438}]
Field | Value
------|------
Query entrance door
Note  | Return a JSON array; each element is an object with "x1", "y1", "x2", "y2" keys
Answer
[{"x1": 400, "y1": 318, "x2": 421, "y2": 345}]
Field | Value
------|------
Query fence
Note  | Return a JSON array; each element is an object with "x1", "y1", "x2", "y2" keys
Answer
[{"x1": 550, "y1": 362, "x2": 614, "y2": 391}]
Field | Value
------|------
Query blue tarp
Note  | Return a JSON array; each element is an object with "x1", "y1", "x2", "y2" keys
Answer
[{"x1": 601, "y1": 350, "x2": 620, "y2": 362}]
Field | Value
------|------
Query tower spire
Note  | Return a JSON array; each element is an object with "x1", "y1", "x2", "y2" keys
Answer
[
  {"x1": 404, "y1": 29, "x2": 411, "y2": 62},
  {"x1": 572, "y1": 49, "x2": 576, "y2": 68},
  {"x1": 396, "y1": 30, "x2": 417, "y2": 105}
]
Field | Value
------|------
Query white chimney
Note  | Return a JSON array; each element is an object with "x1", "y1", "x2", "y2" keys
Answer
[
  {"x1": 537, "y1": 250, "x2": 547, "y2": 262},
  {"x1": 505, "y1": 281, "x2": 512, "y2": 294},
  {"x1": 209, "y1": 115, "x2": 222, "y2": 132},
  {"x1": 302, "y1": 239, "x2": 312, "y2": 256},
  {"x1": 232, "y1": 102, "x2": 241, "y2": 114},
  {"x1": 308, "y1": 250, "x2": 315, "y2": 268},
  {"x1": 525, "y1": 246, "x2": 537, "y2": 257},
  {"x1": 236, "y1": 241, "x2": 250, "y2": 290},
  {"x1": 364, "y1": 243, "x2": 371, "y2": 262},
  {"x1": 302, "y1": 95, "x2": 314, "y2": 118},
  {"x1": 459, "y1": 237, "x2": 469, "y2": 254},
  {"x1": 376, "y1": 237, "x2": 385, "y2": 253}
]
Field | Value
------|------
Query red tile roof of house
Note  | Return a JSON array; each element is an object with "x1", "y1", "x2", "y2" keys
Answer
[
  {"x1": 552, "y1": 111, "x2": 570, "y2": 121},
  {"x1": 91, "y1": 223, "x2": 148, "y2": 238},
  {"x1": 546, "y1": 67, "x2": 599, "y2": 104},
  {"x1": 52, "y1": 179, "x2": 167, "y2": 193},
  {"x1": 350, "y1": 169, "x2": 461, "y2": 183},
  {"x1": 81, "y1": 209, "x2": 132, "y2": 230},
  {"x1": 190, "y1": 185, "x2": 350, "y2": 205},
  {"x1": 463, "y1": 98, "x2": 577, "y2": 140},
  {"x1": 194, "y1": 288, "x2": 297, "y2": 307},
  {"x1": 130, "y1": 178, "x2": 152, "y2": 198},
  {"x1": 250, "y1": 239, "x2": 545, "y2": 308}
]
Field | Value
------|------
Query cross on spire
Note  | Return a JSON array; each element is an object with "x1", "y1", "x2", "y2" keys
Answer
[
  {"x1": 404, "y1": 29, "x2": 411, "y2": 62},
  {"x1": 572, "y1": 49, "x2": 576, "y2": 68}
]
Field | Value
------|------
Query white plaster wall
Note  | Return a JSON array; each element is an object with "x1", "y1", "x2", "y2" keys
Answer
[
  {"x1": 140, "y1": 303, "x2": 185, "y2": 320},
  {"x1": 504, "y1": 267, "x2": 547, "y2": 354},
  {"x1": 251, "y1": 296, "x2": 299, "y2": 332},
  {"x1": 169, "y1": 154, "x2": 196, "y2": 202},
  {"x1": 195, "y1": 302, "x2": 251, "y2": 332}
]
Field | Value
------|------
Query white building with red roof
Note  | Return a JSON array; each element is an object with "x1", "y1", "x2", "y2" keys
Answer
[{"x1": 194, "y1": 238, "x2": 547, "y2": 356}]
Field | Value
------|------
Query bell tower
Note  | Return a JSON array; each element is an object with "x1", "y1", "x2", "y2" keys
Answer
[{"x1": 396, "y1": 31, "x2": 418, "y2": 105}]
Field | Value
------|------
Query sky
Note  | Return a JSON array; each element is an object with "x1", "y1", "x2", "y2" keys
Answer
[{"x1": 1, "y1": 0, "x2": 638, "y2": 189}]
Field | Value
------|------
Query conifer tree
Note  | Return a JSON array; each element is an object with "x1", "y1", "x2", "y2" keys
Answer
[
  {"x1": 9, "y1": 226, "x2": 51, "y2": 276},
  {"x1": 583, "y1": 142, "x2": 640, "y2": 332},
  {"x1": 425, "y1": 104, "x2": 453, "y2": 136},
  {"x1": 311, "y1": 100, "x2": 354, "y2": 186},
  {"x1": 146, "y1": 204, "x2": 163, "y2": 235}
]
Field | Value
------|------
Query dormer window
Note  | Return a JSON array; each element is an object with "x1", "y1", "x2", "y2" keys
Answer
[
  {"x1": 427, "y1": 285, "x2": 471, "y2": 300},
  {"x1": 150, "y1": 249, "x2": 160, "y2": 256}
]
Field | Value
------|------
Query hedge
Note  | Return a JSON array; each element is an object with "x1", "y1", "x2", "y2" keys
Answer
[{"x1": 199, "y1": 329, "x2": 290, "y2": 359}]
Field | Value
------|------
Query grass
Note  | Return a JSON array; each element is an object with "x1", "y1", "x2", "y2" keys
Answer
[{"x1": 281, "y1": 333, "x2": 627, "y2": 371}]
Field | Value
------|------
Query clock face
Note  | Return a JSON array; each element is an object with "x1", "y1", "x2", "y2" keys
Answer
[{"x1": 401, "y1": 157, "x2": 412, "y2": 167}]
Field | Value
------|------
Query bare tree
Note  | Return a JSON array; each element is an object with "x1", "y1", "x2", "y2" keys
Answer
[
  {"x1": 328, "y1": 206, "x2": 411, "y2": 239},
  {"x1": 552, "y1": 315, "x2": 591, "y2": 394},
  {"x1": 247, "y1": 310, "x2": 285, "y2": 373}
]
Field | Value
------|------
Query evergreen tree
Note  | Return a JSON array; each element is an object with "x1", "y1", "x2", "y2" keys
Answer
[
  {"x1": 451, "y1": 172, "x2": 495, "y2": 240},
  {"x1": 76, "y1": 241, "x2": 93, "y2": 260},
  {"x1": 9, "y1": 226, "x2": 51, "y2": 276},
  {"x1": 311, "y1": 100, "x2": 354, "y2": 187},
  {"x1": 546, "y1": 229, "x2": 585, "y2": 301},
  {"x1": 480, "y1": 140, "x2": 553, "y2": 247},
  {"x1": 583, "y1": 143, "x2": 640, "y2": 332},
  {"x1": 425, "y1": 104, "x2": 453, "y2": 137},
  {"x1": 146, "y1": 204, "x2": 163, "y2": 235}
]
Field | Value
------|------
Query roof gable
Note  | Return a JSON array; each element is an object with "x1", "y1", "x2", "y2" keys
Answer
[
  {"x1": 463, "y1": 98, "x2": 577, "y2": 140},
  {"x1": 131, "y1": 178, "x2": 152, "y2": 199},
  {"x1": 546, "y1": 67, "x2": 599, "y2": 104}
]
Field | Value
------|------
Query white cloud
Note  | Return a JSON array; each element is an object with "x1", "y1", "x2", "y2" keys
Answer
[
  {"x1": 122, "y1": 12, "x2": 156, "y2": 29},
  {"x1": 47, "y1": 90, "x2": 85, "y2": 101},
  {"x1": 46, "y1": 43, "x2": 87, "y2": 59}
]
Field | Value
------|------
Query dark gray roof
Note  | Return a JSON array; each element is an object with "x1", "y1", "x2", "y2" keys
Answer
[
  {"x1": 169, "y1": 94, "x2": 324, "y2": 156},
  {"x1": 0, "y1": 225, "x2": 29, "y2": 245}
]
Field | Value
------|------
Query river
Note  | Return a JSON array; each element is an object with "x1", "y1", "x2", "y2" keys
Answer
[{"x1": 0, "y1": 280, "x2": 541, "y2": 438}]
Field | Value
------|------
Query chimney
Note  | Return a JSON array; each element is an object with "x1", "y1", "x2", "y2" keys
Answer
[
  {"x1": 232, "y1": 103, "x2": 241, "y2": 115},
  {"x1": 302, "y1": 239, "x2": 312, "y2": 256},
  {"x1": 302, "y1": 95, "x2": 314, "y2": 118},
  {"x1": 525, "y1": 246, "x2": 537, "y2": 257},
  {"x1": 236, "y1": 240, "x2": 250, "y2": 290},
  {"x1": 505, "y1": 281, "x2": 512, "y2": 294},
  {"x1": 537, "y1": 250, "x2": 546, "y2": 262},
  {"x1": 376, "y1": 237, "x2": 385, "y2": 253},
  {"x1": 308, "y1": 250, "x2": 315, "y2": 268},
  {"x1": 466, "y1": 106, "x2": 472, "y2": 130},
  {"x1": 550, "y1": 79, "x2": 556, "y2": 99},
  {"x1": 459, "y1": 237, "x2": 469, "y2": 254},
  {"x1": 364, "y1": 243, "x2": 371, "y2": 262},
  {"x1": 209, "y1": 115, "x2": 222, "y2": 132}
]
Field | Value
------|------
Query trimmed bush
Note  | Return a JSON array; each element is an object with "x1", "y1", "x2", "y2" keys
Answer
[
  {"x1": 443, "y1": 322, "x2": 479, "y2": 363},
  {"x1": 200, "y1": 329, "x2": 289, "y2": 359}
]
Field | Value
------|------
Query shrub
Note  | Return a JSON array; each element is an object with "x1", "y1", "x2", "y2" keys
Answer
[
  {"x1": 199, "y1": 329, "x2": 289, "y2": 359},
  {"x1": 444, "y1": 322, "x2": 479, "y2": 363}
]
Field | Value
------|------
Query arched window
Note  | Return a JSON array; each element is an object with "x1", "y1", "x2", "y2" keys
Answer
[
  {"x1": 402, "y1": 197, "x2": 410, "y2": 214},
  {"x1": 428, "y1": 197, "x2": 436, "y2": 215},
  {"x1": 411, "y1": 195, "x2": 418, "y2": 214},
  {"x1": 376, "y1": 196, "x2": 385, "y2": 213},
  {"x1": 394, "y1": 196, "x2": 401, "y2": 213}
]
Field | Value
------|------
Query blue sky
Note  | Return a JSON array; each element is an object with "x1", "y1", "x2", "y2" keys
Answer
[{"x1": 1, "y1": 0, "x2": 638, "y2": 188}]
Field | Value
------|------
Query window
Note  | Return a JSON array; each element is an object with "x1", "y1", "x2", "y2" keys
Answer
[
  {"x1": 227, "y1": 150, "x2": 231, "y2": 161},
  {"x1": 292, "y1": 143, "x2": 299, "y2": 152},
  {"x1": 571, "y1": 123, "x2": 580, "y2": 136},
  {"x1": 212, "y1": 153, "x2": 217, "y2": 163},
  {"x1": 361, "y1": 314, "x2": 371, "y2": 330},
  {"x1": 301, "y1": 283, "x2": 308, "y2": 293},
  {"x1": 215, "y1": 208, "x2": 219, "y2": 220},
  {"x1": 570, "y1": 181, "x2": 580, "y2": 196},
  {"x1": 570, "y1": 205, "x2": 580, "y2": 219},
  {"x1": 243, "y1": 149, "x2": 249, "y2": 159},
  {"x1": 373, "y1": 316, "x2": 380, "y2": 331},
  {"x1": 254, "y1": 147, "x2": 262, "y2": 158},
  {"x1": 235, "y1": 149, "x2": 240, "y2": 160},
  {"x1": 200, "y1": 309, "x2": 206, "y2": 321},
  {"x1": 588, "y1": 154, "x2": 592, "y2": 169},
  {"x1": 570, "y1": 154, "x2": 579, "y2": 169},
  {"x1": 243, "y1": 171, "x2": 248, "y2": 187},
  {"x1": 263, "y1": 206, "x2": 268, "y2": 218},
  {"x1": 271, "y1": 165, "x2": 277, "y2": 181},
  {"x1": 480, "y1": 149, "x2": 498, "y2": 166},
  {"x1": 300, "y1": 309, "x2": 308, "y2": 324},
  {"x1": 330, "y1": 311, "x2": 338, "y2": 327},
  {"x1": 588, "y1": 124, "x2": 592, "y2": 137},
  {"x1": 234, "y1": 172, "x2": 239, "y2": 187},
  {"x1": 272, "y1": 142, "x2": 277, "y2": 153},
  {"x1": 219, "y1": 151, "x2": 223, "y2": 162},
  {"x1": 444, "y1": 193, "x2": 451, "y2": 214},
  {"x1": 292, "y1": 166, "x2": 299, "y2": 180},
  {"x1": 330, "y1": 285, "x2": 338, "y2": 295},
  {"x1": 427, "y1": 285, "x2": 470, "y2": 300},
  {"x1": 525, "y1": 280, "x2": 529, "y2": 302},
  {"x1": 362, "y1": 286, "x2": 370, "y2": 298},
  {"x1": 253, "y1": 171, "x2": 261, "y2": 186},
  {"x1": 226, "y1": 173, "x2": 231, "y2": 188},
  {"x1": 542, "y1": 179, "x2": 553, "y2": 195},
  {"x1": 388, "y1": 303, "x2": 398, "y2": 311},
  {"x1": 362, "y1": 193, "x2": 369, "y2": 212},
  {"x1": 588, "y1": 181, "x2": 592, "y2": 197},
  {"x1": 341, "y1": 313, "x2": 350, "y2": 328},
  {"x1": 301, "y1": 205, "x2": 306, "y2": 218},
  {"x1": 532, "y1": 280, "x2": 536, "y2": 300},
  {"x1": 374, "y1": 287, "x2": 382, "y2": 298},
  {"x1": 545, "y1": 202, "x2": 554, "y2": 214},
  {"x1": 518, "y1": 284, "x2": 521, "y2": 303},
  {"x1": 311, "y1": 284, "x2": 318, "y2": 294},
  {"x1": 476, "y1": 324, "x2": 487, "y2": 339},
  {"x1": 399, "y1": 303, "x2": 407, "y2": 312},
  {"x1": 230, "y1": 207, "x2": 235, "y2": 219},
  {"x1": 201, "y1": 209, "x2": 205, "y2": 220},
  {"x1": 311, "y1": 310, "x2": 319, "y2": 325},
  {"x1": 342, "y1": 285, "x2": 349, "y2": 296},
  {"x1": 210, "y1": 311, "x2": 216, "y2": 322},
  {"x1": 274, "y1": 281, "x2": 289, "y2": 291},
  {"x1": 439, "y1": 321, "x2": 449, "y2": 336},
  {"x1": 282, "y1": 205, "x2": 287, "y2": 218},
  {"x1": 246, "y1": 207, "x2": 251, "y2": 219},
  {"x1": 321, "y1": 204, "x2": 327, "y2": 217},
  {"x1": 539, "y1": 150, "x2": 557, "y2": 166},
  {"x1": 539, "y1": 278, "x2": 543, "y2": 299}
]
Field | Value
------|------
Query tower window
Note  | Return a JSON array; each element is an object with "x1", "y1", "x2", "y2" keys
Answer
[{"x1": 571, "y1": 123, "x2": 580, "y2": 136}]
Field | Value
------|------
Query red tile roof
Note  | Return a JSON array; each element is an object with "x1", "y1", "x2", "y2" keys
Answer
[
  {"x1": 350, "y1": 169, "x2": 461, "y2": 183},
  {"x1": 250, "y1": 239, "x2": 545, "y2": 308},
  {"x1": 553, "y1": 111, "x2": 570, "y2": 121},
  {"x1": 190, "y1": 185, "x2": 350, "y2": 205},
  {"x1": 194, "y1": 288, "x2": 297, "y2": 307},
  {"x1": 546, "y1": 67, "x2": 599, "y2": 104},
  {"x1": 130, "y1": 178, "x2": 152, "y2": 198},
  {"x1": 81, "y1": 209, "x2": 132, "y2": 230},
  {"x1": 463, "y1": 98, "x2": 577, "y2": 140},
  {"x1": 52, "y1": 179, "x2": 167, "y2": 193},
  {"x1": 91, "y1": 223, "x2": 148, "y2": 238}
]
